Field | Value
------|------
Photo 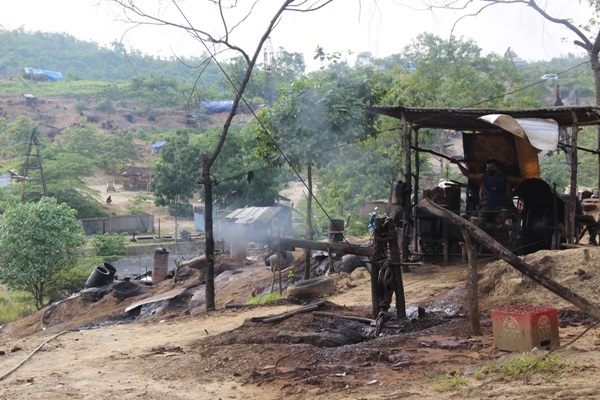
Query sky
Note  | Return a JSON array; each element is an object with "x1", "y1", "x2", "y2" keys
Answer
[{"x1": 0, "y1": 0, "x2": 593, "y2": 70}]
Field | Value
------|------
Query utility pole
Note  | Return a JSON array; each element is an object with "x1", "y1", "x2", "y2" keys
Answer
[
  {"x1": 264, "y1": 37, "x2": 274, "y2": 106},
  {"x1": 21, "y1": 128, "x2": 48, "y2": 201}
]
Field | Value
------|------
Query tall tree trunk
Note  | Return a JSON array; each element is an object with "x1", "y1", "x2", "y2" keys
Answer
[
  {"x1": 203, "y1": 165, "x2": 216, "y2": 311},
  {"x1": 304, "y1": 158, "x2": 313, "y2": 280}
]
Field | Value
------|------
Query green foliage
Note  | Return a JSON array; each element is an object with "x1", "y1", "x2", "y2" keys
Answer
[
  {"x1": 198, "y1": 125, "x2": 287, "y2": 208},
  {"x1": 389, "y1": 33, "x2": 540, "y2": 109},
  {"x1": 53, "y1": 126, "x2": 138, "y2": 174},
  {"x1": 0, "y1": 197, "x2": 85, "y2": 309},
  {"x1": 263, "y1": 64, "x2": 381, "y2": 169},
  {"x1": 150, "y1": 130, "x2": 200, "y2": 207},
  {"x1": 247, "y1": 291, "x2": 284, "y2": 305},
  {"x1": 317, "y1": 130, "x2": 401, "y2": 220},
  {"x1": 434, "y1": 371, "x2": 468, "y2": 392},
  {"x1": 477, "y1": 354, "x2": 566, "y2": 378},
  {"x1": 45, "y1": 263, "x2": 93, "y2": 302},
  {"x1": 91, "y1": 234, "x2": 127, "y2": 262},
  {"x1": 0, "y1": 188, "x2": 19, "y2": 214},
  {"x1": 0, "y1": 116, "x2": 42, "y2": 157},
  {"x1": 0, "y1": 29, "x2": 219, "y2": 83},
  {"x1": 20, "y1": 149, "x2": 107, "y2": 218},
  {"x1": 0, "y1": 288, "x2": 35, "y2": 324},
  {"x1": 95, "y1": 98, "x2": 116, "y2": 114},
  {"x1": 127, "y1": 194, "x2": 151, "y2": 216},
  {"x1": 540, "y1": 127, "x2": 598, "y2": 190}
]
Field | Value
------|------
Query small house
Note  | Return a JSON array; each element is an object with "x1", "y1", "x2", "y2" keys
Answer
[
  {"x1": 121, "y1": 166, "x2": 152, "y2": 191},
  {"x1": 217, "y1": 205, "x2": 292, "y2": 256},
  {"x1": 22, "y1": 93, "x2": 38, "y2": 107}
]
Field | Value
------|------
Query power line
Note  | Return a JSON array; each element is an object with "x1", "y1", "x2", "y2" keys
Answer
[
  {"x1": 411, "y1": 59, "x2": 592, "y2": 126},
  {"x1": 177, "y1": 6, "x2": 351, "y2": 244}
]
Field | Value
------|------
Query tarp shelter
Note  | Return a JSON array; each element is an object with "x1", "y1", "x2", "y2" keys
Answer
[
  {"x1": 151, "y1": 140, "x2": 167, "y2": 154},
  {"x1": 370, "y1": 105, "x2": 600, "y2": 251},
  {"x1": 23, "y1": 67, "x2": 63, "y2": 82},
  {"x1": 201, "y1": 101, "x2": 234, "y2": 114}
]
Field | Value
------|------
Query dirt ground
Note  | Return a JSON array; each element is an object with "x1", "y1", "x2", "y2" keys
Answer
[
  {"x1": 2, "y1": 248, "x2": 600, "y2": 400},
  {"x1": 85, "y1": 174, "x2": 196, "y2": 237}
]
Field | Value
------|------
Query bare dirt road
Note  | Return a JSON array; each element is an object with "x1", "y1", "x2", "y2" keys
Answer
[{"x1": 1, "y1": 254, "x2": 600, "y2": 400}]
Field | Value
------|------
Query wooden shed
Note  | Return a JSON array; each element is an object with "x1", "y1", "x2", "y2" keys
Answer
[{"x1": 121, "y1": 166, "x2": 152, "y2": 191}]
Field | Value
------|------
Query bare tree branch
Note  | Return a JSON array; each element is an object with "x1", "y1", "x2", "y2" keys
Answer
[
  {"x1": 287, "y1": 0, "x2": 336, "y2": 12},
  {"x1": 510, "y1": 0, "x2": 593, "y2": 51}
]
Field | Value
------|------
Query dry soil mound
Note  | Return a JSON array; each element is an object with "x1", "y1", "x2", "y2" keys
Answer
[{"x1": 479, "y1": 247, "x2": 600, "y2": 309}]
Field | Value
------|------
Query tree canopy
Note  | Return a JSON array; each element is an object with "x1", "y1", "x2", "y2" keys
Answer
[{"x1": 0, "y1": 197, "x2": 85, "y2": 309}]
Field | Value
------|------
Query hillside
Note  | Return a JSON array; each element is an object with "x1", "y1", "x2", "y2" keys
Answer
[{"x1": 0, "y1": 91, "x2": 193, "y2": 139}]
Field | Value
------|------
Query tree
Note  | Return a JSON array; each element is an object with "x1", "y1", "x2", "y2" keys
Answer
[
  {"x1": 113, "y1": 0, "x2": 336, "y2": 311},
  {"x1": 427, "y1": 0, "x2": 600, "y2": 185},
  {"x1": 262, "y1": 64, "x2": 381, "y2": 278},
  {"x1": 150, "y1": 130, "x2": 200, "y2": 245},
  {"x1": 0, "y1": 197, "x2": 85, "y2": 309},
  {"x1": 197, "y1": 125, "x2": 286, "y2": 209}
]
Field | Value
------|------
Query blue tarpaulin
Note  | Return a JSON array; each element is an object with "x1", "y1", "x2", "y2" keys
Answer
[
  {"x1": 200, "y1": 100, "x2": 234, "y2": 114},
  {"x1": 23, "y1": 67, "x2": 64, "y2": 82},
  {"x1": 151, "y1": 140, "x2": 167, "y2": 152}
]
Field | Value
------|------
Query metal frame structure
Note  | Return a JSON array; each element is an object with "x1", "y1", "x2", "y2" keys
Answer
[{"x1": 370, "y1": 105, "x2": 600, "y2": 257}]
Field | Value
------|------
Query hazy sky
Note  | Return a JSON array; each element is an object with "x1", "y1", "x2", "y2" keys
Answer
[{"x1": 0, "y1": 0, "x2": 592, "y2": 69}]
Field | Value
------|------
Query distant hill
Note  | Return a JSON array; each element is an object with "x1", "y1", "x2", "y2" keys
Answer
[{"x1": 0, "y1": 29, "x2": 224, "y2": 85}]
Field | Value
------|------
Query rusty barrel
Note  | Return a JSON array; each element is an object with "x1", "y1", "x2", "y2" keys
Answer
[
  {"x1": 152, "y1": 248, "x2": 169, "y2": 284},
  {"x1": 328, "y1": 219, "x2": 345, "y2": 243}
]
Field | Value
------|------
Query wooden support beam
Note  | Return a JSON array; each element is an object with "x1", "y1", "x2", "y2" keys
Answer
[
  {"x1": 568, "y1": 115, "x2": 579, "y2": 244},
  {"x1": 401, "y1": 119, "x2": 412, "y2": 267},
  {"x1": 461, "y1": 227, "x2": 482, "y2": 336},
  {"x1": 370, "y1": 218, "x2": 385, "y2": 317},
  {"x1": 276, "y1": 237, "x2": 372, "y2": 257},
  {"x1": 418, "y1": 197, "x2": 600, "y2": 322}
]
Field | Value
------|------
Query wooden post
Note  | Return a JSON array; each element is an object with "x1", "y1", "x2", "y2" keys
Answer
[
  {"x1": 370, "y1": 218, "x2": 385, "y2": 318},
  {"x1": 389, "y1": 220, "x2": 406, "y2": 319},
  {"x1": 413, "y1": 128, "x2": 420, "y2": 254},
  {"x1": 568, "y1": 117, "x2": 579, "y2": 244},
  {"x1": 277, "y1": 251, "x2": 283, "y2": 294},
  {"x1": 442, "y1": 220, "x2": 449, "y2": 266},
  {"x1": 401, "y1": 119, "x2": 412, "y2": 269},
  {"x1": 304, "y1": 158, "x2": 313, "y2": 280},
  {"x1": 461, "y1": 227, "x2": 481, "y2": 336},
  {"x1": 418, "y1": 198, "x2": 600, "y2": 321}
]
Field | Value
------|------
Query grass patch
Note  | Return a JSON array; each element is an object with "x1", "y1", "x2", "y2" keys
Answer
[
  {"x1": 499, "y1": 354, "x2": 564, "y2": 376},
  {"x1": 247, "y1": 291, "x2": 284, "y2": 305},
  {"x1": 476, "y1": 354, "x2": 566, "y2": 379},
  {"x1": 0, "y1": 288, "x2": 35, "y2": 324},
  {"x1": 0, "y1": 79, "x2": 127, "y2": 97},
  {"x1": 434, "y1": 371, "x2": 468, "y2": 392}
]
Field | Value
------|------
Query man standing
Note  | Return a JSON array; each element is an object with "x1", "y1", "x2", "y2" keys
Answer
[{"x1": 450, "y1": 158, "x2": 523, "y2": 228}]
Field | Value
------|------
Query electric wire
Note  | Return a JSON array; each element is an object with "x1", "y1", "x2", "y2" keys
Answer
[{"x1": 180, "y1": 15, "x2": 354, "y2": 245}]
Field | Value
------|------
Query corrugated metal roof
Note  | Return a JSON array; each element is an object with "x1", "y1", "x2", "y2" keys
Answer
[
  {"x1": 370, "y1": 106, "x2": 600, "y2": 130},
  {"x1": 225, "y1": 206, "x2": 286, "y2": 224}
]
